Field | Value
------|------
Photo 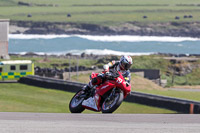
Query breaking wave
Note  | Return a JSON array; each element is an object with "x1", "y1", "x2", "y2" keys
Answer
[
  {"x1": 11, "y1": 49, "x2": 154, "y2": 56},
  {"x1": 9, "y1": 34, "x2": 200, "y2": 42}
]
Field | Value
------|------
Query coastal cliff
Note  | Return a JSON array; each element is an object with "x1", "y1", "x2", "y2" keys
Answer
[{"x1": 10, "y1": 21, "x2": 200, "y2": 37}]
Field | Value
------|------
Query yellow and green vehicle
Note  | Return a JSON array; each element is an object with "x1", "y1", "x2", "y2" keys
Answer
[{"x1": 0, "y1": 60, "x2": 34, "y2": 80}]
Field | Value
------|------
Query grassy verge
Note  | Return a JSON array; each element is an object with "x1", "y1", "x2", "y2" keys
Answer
[
  {"x1": 0, "y1": 83, "x2": 176, "y2": 113},
  {"x1": 1, "y1": 0, "x2": 200, "y2": 25}
]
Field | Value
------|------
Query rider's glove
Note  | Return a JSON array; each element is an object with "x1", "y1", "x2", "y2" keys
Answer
[
  {"x1": 98, "y1": 73, "x2": 104, "y2": 77},
  {"x1": 105, "y1": 72, "x2": 114, "y2": 80}
]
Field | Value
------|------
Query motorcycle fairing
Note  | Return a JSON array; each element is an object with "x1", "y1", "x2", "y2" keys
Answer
[
  {"x1": 82, "y1": 93, "x2": 101, "y2": 111},
  {"x1": 96, "y1": 81, "x2": 116, "y2": 96}
]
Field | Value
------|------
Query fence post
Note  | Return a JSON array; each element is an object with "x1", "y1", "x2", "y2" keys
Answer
[{"x1": 190, "y1": 103, "x2": 194, "y2": 114}]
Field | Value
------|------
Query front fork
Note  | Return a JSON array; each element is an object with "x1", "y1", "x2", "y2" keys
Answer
[{"x1": 107, "y1": 88, "x2": 116, "y2": 101}]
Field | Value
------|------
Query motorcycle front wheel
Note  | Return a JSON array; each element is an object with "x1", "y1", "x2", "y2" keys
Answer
[
  {"x1": 69, "y1": 90, "x2": 85, "y2": 113},
  {"x1": 101, "y1": 90, "x2": 124, "y2": 113}
]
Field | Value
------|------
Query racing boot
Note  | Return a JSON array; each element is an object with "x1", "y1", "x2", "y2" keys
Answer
[
  {"x1": 83, "y1": 79, "x2": 96, "y2": 92},
  {"x1": 82, "y1": 85, "x2": 91, "y2": 92}
]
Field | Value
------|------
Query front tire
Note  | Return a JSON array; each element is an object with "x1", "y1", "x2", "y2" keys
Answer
[
  {"x1": 69, "y1": 90, "x2": 85, "y2": 113},
  {"x1": 101, "y1": 90, "x2": 124, "y2": 113}
]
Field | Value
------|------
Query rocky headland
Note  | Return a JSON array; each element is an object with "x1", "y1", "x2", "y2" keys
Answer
[{"x1": 10, "y1": 21, "x2": 200, "y2": 38}]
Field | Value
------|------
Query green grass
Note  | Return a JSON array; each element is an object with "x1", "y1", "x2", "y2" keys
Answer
[
  {"x1": 7, "y1": 55, "x2": 97, "y2": 69},
  {"x1": 0, "y1": 0, "x2": 17, "y2": 6},
  {"x1": 165, "y1": 68, "x2": 200, "y2": 86},
  {"x1": 132, "y1": 55, "x2": 170, "y2": 72},
  {"x1": 0, "y1": 83, "x2": 176, "y2": 113},
  {"x1": 1, "y1": 0, "x2": 200, "y2": 25},
  {"x1": 0, "y1": 83, "x2": 71, "y2": 112}
]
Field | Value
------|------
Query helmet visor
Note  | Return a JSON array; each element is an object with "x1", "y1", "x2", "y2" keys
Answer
[
  {"x1": 124, "y1": 63, "x2": 132, "y2": 70},
  {"x1": 121, "y1": 62, "x2": 132, "y2": 70}
]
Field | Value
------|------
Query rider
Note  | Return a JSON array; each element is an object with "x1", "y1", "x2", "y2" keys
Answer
[
  {"x1": 82, "y1": 55, "x2": 133, "y2": 111},
  {"x1": 85, "y1": 55, "x2": 133, "y2": 93}
]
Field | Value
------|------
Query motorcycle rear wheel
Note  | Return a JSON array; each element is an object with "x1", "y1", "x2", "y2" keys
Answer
[
  {"x1": 101, "y1": 90, "x2": 124, "y2": 113},
  {"x1": 69, "y1": 90, "x2": 85, "y2": 113}
]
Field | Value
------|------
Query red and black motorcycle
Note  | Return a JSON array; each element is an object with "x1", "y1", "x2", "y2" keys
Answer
[{"x1": 69, "y1": 71, "x2": 131, "y2": 113}]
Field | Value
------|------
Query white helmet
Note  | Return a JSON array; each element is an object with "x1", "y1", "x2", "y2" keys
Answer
[{"x1": 119, "y1": 55, "x2": 133, "y2": 70}]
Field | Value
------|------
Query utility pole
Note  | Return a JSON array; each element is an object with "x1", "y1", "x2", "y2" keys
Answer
[
  {"x1": 76, "y1": 56, "x2": 79, "y2": 81},
  {"x1": 68, "y1": 56, "x2": 71, "y2": 81},
  {"x1": 172, "y1": 70, "x2": 175, "y2": 85}
]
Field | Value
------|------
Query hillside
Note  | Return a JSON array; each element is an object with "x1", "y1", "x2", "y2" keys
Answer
[{"x1": 1, "y1": 0, "x2": 200, "y2": 37}]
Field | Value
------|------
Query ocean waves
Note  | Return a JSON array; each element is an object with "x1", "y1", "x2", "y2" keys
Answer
[
  {"x1": 11, "y1": 49, "x2": 154, "y2": 56},
  {"x1": 64, "y1": 49, "x2": 154, "y2": 56},
  {"x1": 9, "y1": 34, "x2": 200, "y2": 55},
  {"x1": 9, "y1": 34, "x2": 200, "y2": 42}
]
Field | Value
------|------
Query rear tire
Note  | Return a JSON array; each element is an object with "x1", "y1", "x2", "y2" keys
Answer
[
  {"x1": 101, "y1": 90, "x2": 124, "y2": 113},
  {"x1": 69, "y1": 90, "x2": 85, "y2": 113}
]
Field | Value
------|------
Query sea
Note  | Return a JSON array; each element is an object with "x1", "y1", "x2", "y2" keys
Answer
[{"x1": 8, "y1": 34, "x2": 200, "y2": 56}]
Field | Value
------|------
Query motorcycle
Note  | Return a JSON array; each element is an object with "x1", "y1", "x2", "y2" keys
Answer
[{"x1": 69, "y1": 71, "x2": 131, "y2": 113}]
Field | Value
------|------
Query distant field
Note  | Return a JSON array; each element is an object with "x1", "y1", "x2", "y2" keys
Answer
[
  {"x1": 0, "y1": 83, "x2": 176, "y2": 113},
  {"x1": 1, "y1": 0, "x2": 200, "y2": 25}
]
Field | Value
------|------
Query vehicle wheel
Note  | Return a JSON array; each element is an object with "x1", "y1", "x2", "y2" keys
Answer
[
  {"x1": 69, "y1": 90, "x2": 85, "y2": 113},
  {"x1": 101, "y1": 90, "x2": 124, "y2": 113}
]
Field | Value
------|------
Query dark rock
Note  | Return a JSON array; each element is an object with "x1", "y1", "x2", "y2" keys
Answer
[
  {"x1": 188, "y1": 15, "x2": 193, "y2": 18},
  {"x1": 18, "y1": 1, "x2": 31, "y2": 6},
  {"x1": 79, "y1": 66, "x2": 86, "y2": 71},
  {"x1": 61, "y1": 63, "x2": 69, "y2": 66},
  {"x1": 64, "y1": 68, "x2": 69, "y2": 72},
  {"x1": 24, "y1": 52, "x2": 37, "y2": 56},
  {"x1": 27, "y1": 14, "x2": 32, "y2": 17},
  {"x1": 51, "y1": 64, "x2": 59, "y2": 67},
  {"x1": 67, "y1": 14, "x2": 71, "y2": 17},
  {"x1": 143, "y1": 16, "x2": 148, "y2": 19},
  {"x1": 175, "y1": 16, "x2": 180, "y2": 19},
  {"x1": 66, "y1": 53, "x2": 72, "y2": 56},
  {"x1": 81, "y1": 53, "x2": 86, "y2": 58}
]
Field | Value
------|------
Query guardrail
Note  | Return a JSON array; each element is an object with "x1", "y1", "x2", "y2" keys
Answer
[{"x1": 18, "y1": 75, "x2": 200, "y2": 114}]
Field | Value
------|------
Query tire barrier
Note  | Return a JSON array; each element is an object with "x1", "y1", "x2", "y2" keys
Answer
[
  {"x1": 18, "y1": 75, "x2": 200, "y2": 114},
  {"x1": 125, "y1": 92, "x2": 200, "y2": 114},
  {"x1": 18, "y1": 75, "x2": 84, "y2": 93}
]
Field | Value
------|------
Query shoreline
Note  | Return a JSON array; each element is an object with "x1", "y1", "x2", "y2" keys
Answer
[
  {"x1": 9, "y1": 34, "x2": 200, "y2": 40},
  {"x1": 9, "y1": 52, "x2": 200, "y2": 58},
  {"x1": 9, "y1": 21, "x2": 200, "y2": 38}
]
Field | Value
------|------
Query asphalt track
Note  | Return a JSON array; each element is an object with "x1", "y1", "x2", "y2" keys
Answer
[{"x1": 0, "y1": 113, "x2": 200, "y2": 133}]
